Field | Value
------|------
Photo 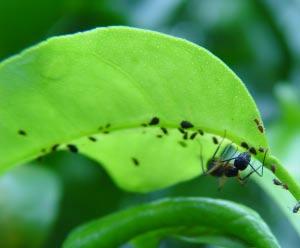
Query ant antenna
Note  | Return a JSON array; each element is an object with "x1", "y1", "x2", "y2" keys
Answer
[
  {"x1": 211, "y1": 130, "x2": 227, "y2": 160},
  {"x1": 199, "y1": 142, "x2": 205, "y2": 174}
]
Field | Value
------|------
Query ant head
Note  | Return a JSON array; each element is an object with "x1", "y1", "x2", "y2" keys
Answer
[
  {"x1": 234, "y1": 152, "x2": 251, "y2": 171},
  {"x1": 224, "y1": 166, "x2": 239, "y2": 177}
]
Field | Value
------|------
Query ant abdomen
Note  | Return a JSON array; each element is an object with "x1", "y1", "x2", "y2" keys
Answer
[
  {"x1": 234, "y1": 152, "x2": 251, "y2": 171},
  {"x1": 207, "y1": 159, "x2": 224, "y2": 177}
]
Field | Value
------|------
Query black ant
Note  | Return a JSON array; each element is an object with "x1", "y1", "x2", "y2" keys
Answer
[{"x1": 200, "y1": 131, "x2": 266, "y2": 189}]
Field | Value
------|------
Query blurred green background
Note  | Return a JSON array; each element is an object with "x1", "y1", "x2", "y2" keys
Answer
[{"x1": 0, "y1": 0, "x2": 300, "y2": 247}]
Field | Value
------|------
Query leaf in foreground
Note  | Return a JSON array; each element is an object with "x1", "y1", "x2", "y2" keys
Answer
[{"x1": 63, "y1": 197, "x2": 280, "y2": 248}]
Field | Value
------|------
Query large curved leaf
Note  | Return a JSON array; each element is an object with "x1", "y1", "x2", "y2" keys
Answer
[
  {"x1": 0, "y1": 26, "x2": 278, "y2": 192},
  {"x1": 63, "y1": 197, "x2": 280, "y2": 248}
]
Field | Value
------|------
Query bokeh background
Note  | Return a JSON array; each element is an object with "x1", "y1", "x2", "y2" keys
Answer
[{"x1": 0, "y1": 0, "x2": 300, "y2": 247}]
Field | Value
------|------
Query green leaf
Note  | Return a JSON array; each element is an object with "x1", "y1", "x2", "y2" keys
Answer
[
  {"x1": 0, "y1": 26, "x2": 271, "y2": 193},
  {"x1": 0, "y1": 165, "x2": 61, "y2": 248},
  {"x1": 62, "y1": 197, "x2": 280, "y2": 248},
  {"x1": 254, "y1": 85, "x2": 300, "y2": 237},
  {"x1": 130, "y1": 226, "x2": 248, "y2": 248}
]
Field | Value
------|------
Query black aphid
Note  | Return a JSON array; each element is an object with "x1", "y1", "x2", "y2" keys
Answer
[
  {"x1": 258, "y1": 147, "x2": 265, "y2": 153},
  {"x1": 105, "y1": 123, "x2": 111, "y2": 129},
  {"x1": 258, "y1": 125, "x2": 264, "y2": 133},
  {"x1": 149, "y1": 117, "x2": 160, "y2": 125},
  {"x1": 249, "y1": 147, "x2": 257, "y2": 155},
  {"x1": 88, "y1": 136, "x2": 97, "y2": 142},
  {"x1": 51, "y1": 144, "x2": 59, "y2": 152},
  {"x1": 180, "y1": 121, "x2": 194, "y2": 129},
  {"x1": 156, "y1": 134, "x2": 163, "y2": 138},
  {"x1": 271, "y1": 164, "x2": 276, "y2": 174},
  {"x1": 183, "y1": 132, "x2": 188, "y2": 140},
  {"x1": 190, "y1": 132, "x2": 197, "y2": 140},
  {"x1": 178, "y1": 128, "x2": 186, "y2": 134},
  {"x1": 212, "y1": 137, "x2": 218, "y2": 145},
  {"x1": 141, "y1": 123, "x2": 147, "y2": 127},
  {"x1": 161, "y1": 127, "x2": 168, "y2": 135},
  {"x1": 293, "y1": 202, "x2": 300, "y2": 213},
  {"x1": 241, "y1": 142, "x2": 249, "y2": 150},
  {"x1": 178, "y1": 141, "x2": 187, "y2": 147},
  {"x1": 18, "y1": 129, "x2": 27, "y2": 136},
  {"x1": 132, "y1": 157, "x2": 139, "y2": 166},
  {"x1": 67, "y1": 144, "x2": 78, "y2": 153},
  {"x1": 198, "y1": 129, "x2": 204, "y2": 136}
]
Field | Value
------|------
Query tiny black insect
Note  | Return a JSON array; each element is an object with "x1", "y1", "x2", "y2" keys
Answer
[
  {"x1": 183, "y1": 132, "x2": 188, "y2": 140},
  {"x1": 241, "y1": 142, "x2": 249, "y2": 150},
  {"x1": 180, "y1": 121, "x2": 194, "y2": 129},
  {"x1": 178, "y1": 128, "x2": 186, "y2": 134},
  {"x1": 190, "y1": 132, "x2": 197, "y2": 140},
  {"x1": 141, "y1": 123, "x2": 148, "y2": 127},
  {"x1": 293, "y1": 202, "x2": 300, "y2": 213},
  {"x1": 258, "y1": 147, "x2": 265, "y2": 153},
  {"x1": 198, "y1": 129, "x2": 204, "y2": 136},
  {"x1": 273, "y1": 178, "x2": 282, "y2": 186},
  {"x1": 67, "y1": 144, "x2": 78, "y2": 153},
  {"x1": 18, "y1": 129, "x2": 27, "y2": 136},
  {"x1": 212, "y1": 137, "x2": 218, "y2": 145},
  {"x1": 132, "y1": 157, "x2": 139, "y2": 166},
  {"x1": 254, "y1": 118, "x2": 260, "y2": 126},
  {"x1": 156, "y1": 134, "x2": 163, "y2": 138},
  {"x1": 258, "y1": 125, "x2": 264, "y2": 133},
  {"x1": 51, "y1": 144, "x2": 59, "y2": 152},
  {"x1": 178, "y1": 141, "x2": 187, "y2": 147},
  {"x1": 271, "y1": 164, "x2": 276, "y2": 174},
  {"x1": 249, "y1": 147, "x2": 257, "y2": 155},
  {"x1": 161, "y1": 127, "x2": 168, "y2": 135},
  {"x1": 88, "y1": 136, "x2": 97, "y2": 142},
  {"x1": 273, "y1": 178, "x2": 288, "y2": 190},
  {"x1": 149, "y1": 117, "x2": 160, "y2": 125},
  {"x1": 105, "y1": 123, "x2": 111, "y2": 129}
]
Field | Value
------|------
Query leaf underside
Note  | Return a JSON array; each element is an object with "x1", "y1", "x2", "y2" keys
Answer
[{"x1": 0, "y1": 26, "x2": 268, "y2": 192}]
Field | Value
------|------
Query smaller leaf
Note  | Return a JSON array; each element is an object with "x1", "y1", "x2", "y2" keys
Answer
[{"x1": 63, "y1": 197, "x2": 280, "y2": 248}]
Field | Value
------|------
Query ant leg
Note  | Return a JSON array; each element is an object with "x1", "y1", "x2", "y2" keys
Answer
[
  {"x1": 199, "y1": 143, "x2": 206, "y2": 174},
  {"x1": 260, "y1": 149, "x2": 268, "y2": 177},
  {"x1": 246, "y1": 149, "x2": 268, "y2": 177},
  {"x1": 218, "y1": 176, "x2": 227, "y2": 191},
  {"x1": 206, "y1": 162, "x2": 222, "y2": 175},
  {"x1": 240, "y1": 169, "x2": 256, "y2": 182},
  {"x1": 247, "y1": 162, "x2": 263, "y2": 177}
]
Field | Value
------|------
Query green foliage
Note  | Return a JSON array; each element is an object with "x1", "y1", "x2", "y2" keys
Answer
[
  {"x1": 63, "y1": 197, "x2": 280, "y2": 248},
  {"x1": 0, "y1": 26, "x2": 299, "y2": 247},
  {"x1": 0, "y1": 27, "x2": 268, "y2": 192}
]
